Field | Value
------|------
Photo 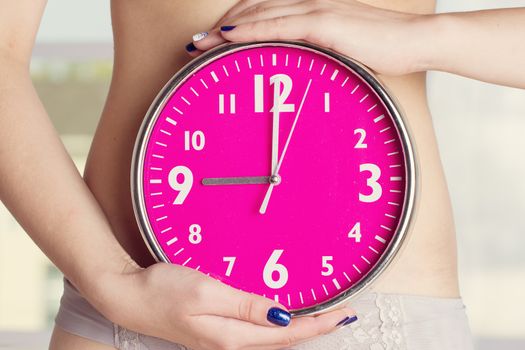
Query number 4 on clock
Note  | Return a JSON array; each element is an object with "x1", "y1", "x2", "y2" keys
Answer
[{"x1": 348, "y1": 222, "x2": 362, "y2": 243}]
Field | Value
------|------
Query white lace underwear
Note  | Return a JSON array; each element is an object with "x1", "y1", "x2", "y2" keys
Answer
[
  {"x1": 112, "y1": 292, "x2": 474, "y2": 350},
  {"x1": 56, "y1": 279, "x2": 473, "y2": 350}
]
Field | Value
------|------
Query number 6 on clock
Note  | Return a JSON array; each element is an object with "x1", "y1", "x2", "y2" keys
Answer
[{"x1": 263, "y1": 249, "x2": 288, "y2": 289}]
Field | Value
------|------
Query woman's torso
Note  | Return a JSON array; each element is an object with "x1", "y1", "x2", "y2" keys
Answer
[{"x1": 84, "y1": 0, "x2": 459, "y2": 298}]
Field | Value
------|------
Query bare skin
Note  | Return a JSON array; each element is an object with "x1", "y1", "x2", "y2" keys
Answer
[
  {"x1": 1, "y1": 2, "x2": 356, "y2": 350},
  {"x1": 85, "y1": 0, "x2": 457, "y2": 296},
  {"x1": 53, "y1": 0, "x2": 452, "y2": 348},
  {"x1": 2, "y1": 0, "x2": 525, "y2": 349},
  {"x1": 87, "y1": 0, "x2": 457, "y2": 295},
  {"x1": 53, "y1": 0, "x2": 525, "y2": 348}
]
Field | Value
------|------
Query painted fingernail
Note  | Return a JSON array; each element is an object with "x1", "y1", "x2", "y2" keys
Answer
[
  {"x1": 185, "y1": 42, "x2": 197, "y2": 52},
  {"x1": 192, "y1": 32, "x2": 208, "y2": 41},
  {"x1": 336, "y1": 316, "x2": 350, "y2": 327},
  {"x1": 336, "y1": 315, "x2": 358, "y2": 328},
  {"x1": 220, "y1": 25, "x2": 236, "y2": 31},
  {"x1": 267, "y1": 307, "x2": 291, "y2": 327}
]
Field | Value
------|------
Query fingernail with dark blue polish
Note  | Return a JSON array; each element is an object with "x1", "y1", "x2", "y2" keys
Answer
[
  {"x1": 336, "y1": 316, "x2": 350, "y2": 327},
  {"x1": 267, "y1": 307, "x2": 291, "y2": 327},
  {"x1": 221, "y1": 25, "x2": 236, "y2": 31},
  {"x1": 342, "y1": 315, "x2": 358, "y2": 326},
  {"x1": 336, "y1": 315, "x2": 358, "y2": 328},
  {"x1": 185, "y1": 42, "x2": 197, "y2": 52}
]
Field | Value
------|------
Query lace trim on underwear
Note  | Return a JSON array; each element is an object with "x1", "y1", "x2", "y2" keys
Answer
[
  {"x1": 335, "y1": 293, "x2": 407, "y2": 350},
  {"x1": 114, "y1": 324, "x2": 191, "y2": 350},
  {"x1": 376, "y1": 293, "x2": 406, "y2": 349},
  {"x1": 113, "y1": 293, "x2": 408, "y2": 350},
  {"x1": 114, "y1": 324, "x2": 142, "y2": 350}
]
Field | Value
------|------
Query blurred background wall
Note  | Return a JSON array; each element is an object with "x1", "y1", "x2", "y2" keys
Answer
[{"x1": 0, "y1": 0, "x2": 524, "y2": 349}]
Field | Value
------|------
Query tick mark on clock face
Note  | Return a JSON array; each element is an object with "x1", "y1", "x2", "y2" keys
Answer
[
  {"x1": 136, "y1": 44, "x2": 412, "y2": 312},
  {"x1": 330, "y1": 69, "x2": 339, "y2": 81},
  {"x1": 210, "y1": 71, "x2": 219, "y2": 83},
  {"x1": 160, "y1": 227, "x2": 172, "y2": 234},
  {"x1": 181, "y1": 96, "x2": 191, "y2": 106},
  {"x1": 166, "y1": 237, "x2": 178, "y2": 246}
]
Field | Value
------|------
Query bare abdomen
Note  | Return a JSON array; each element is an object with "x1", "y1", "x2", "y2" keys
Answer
[{"x1": 83, "y1": 0, "x2": 459, "y2": 297}]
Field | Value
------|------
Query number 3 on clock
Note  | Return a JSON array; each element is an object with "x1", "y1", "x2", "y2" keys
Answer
[{"x1": 359, "y1": 163, "x2": 382, "y2": 203}]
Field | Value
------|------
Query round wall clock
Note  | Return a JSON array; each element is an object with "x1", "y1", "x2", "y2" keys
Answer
[{"x1": 131, "y1": 41, "x2": 417, "y2": 316}]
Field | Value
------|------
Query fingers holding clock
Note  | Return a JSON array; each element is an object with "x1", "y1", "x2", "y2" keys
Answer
[
  {"x1": 190, "y1": 15, "x2": 319, "y2": 56},
  {"x1": 261, "y1": 307, "x2": 358, "y2": 348},
  {"x1": 218, "y1": 0, "x2": 312, "y2": 28},
  {"x1": 218, "y1": 11, "x2": 322, "y2": 45},
  {"x1": 127, "y1": 264, "x2": 357, "y2": 350},
  {"x1": 187, "y1": 0, "x2": 312, "y2": 55},
  {"x1": 216, "y1": 0, "x2": 326, "y2": 45},
  {"x1": 189, "y1": 28, "x2": 226, "y2": 54},
  {"x1": 215, "y1": 0, "x2": 303, "y2": 27},
  {"x1": 191, "y1": 305, "x2": 356, "y2": 350},
  {"x1": 188, "y1": 0, "x2": 422, "y2": 75},
  {"x1": 213, "y1": 0, "x2": 307, "y2": 32},
  {"x1": 191, "y1": 276, "x2": 292, "y2": 327},
  {"x1": 189, "y1": 273, "x2": 357, "y2": 333}
]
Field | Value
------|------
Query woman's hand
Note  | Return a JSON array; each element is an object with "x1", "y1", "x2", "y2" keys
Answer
[
  {"x1": 96, "y1": 262, "x2": 356, "y2": 350},
  {"x1": 186, "y1": 0, "x2": 428, "y2": 76}
]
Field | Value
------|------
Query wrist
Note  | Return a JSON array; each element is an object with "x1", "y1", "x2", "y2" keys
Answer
[
  {"x1": 74, "y1": 250, "x2": 144, "y2": 317},
  {"x1": 90, "y1": 261, "x2": 144, "y2": 325},
  {"x1": 410, "y1": 12, "x2": 457, "y2": 73}
]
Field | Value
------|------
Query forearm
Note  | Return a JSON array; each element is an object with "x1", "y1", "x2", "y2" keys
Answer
[
  {"x1": 420, "y1": 8, "x2": 525, "y2": 88},
  {"x1": 0, "y1": 58, "x2": 140, "y2": 309}
]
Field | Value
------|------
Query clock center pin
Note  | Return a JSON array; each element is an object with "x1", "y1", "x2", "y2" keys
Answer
[{"x1": 270, "y1": 174, "x2": 282, "y2": 185}]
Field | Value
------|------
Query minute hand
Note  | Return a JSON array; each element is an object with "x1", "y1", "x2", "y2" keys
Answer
[{"x1": 259, "y1": 78, "x2": 313, "y2": 214}]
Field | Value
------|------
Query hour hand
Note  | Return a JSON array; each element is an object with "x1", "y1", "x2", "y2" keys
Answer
[{"x1": 202, "y1": 176, "x2": 271, "y2": 186}]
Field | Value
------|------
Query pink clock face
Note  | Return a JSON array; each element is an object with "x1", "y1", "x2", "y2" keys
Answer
[{"x1": 134, "y1": 43, "x2": 414, "y2": 313}]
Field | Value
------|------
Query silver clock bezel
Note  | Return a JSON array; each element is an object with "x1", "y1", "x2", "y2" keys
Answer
[{"x1": 131, "y1": 41, "x2": 418, "y2": 317}]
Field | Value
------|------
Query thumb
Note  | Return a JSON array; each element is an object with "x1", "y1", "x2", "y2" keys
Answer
[{"x1": 201, "y1": 278, "x2": 292, "y2": 327}]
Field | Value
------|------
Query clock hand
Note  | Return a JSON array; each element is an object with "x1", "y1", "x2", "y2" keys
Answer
[
  {"x1": 271, "y1": 77, "x2": 280, "y2": 175},
  {"x1": 259, "y1": 78, "x2": 313, "y2": 214},
  {"x1": 202, "y1": 176, "x2": 273, "y2": 185}
]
